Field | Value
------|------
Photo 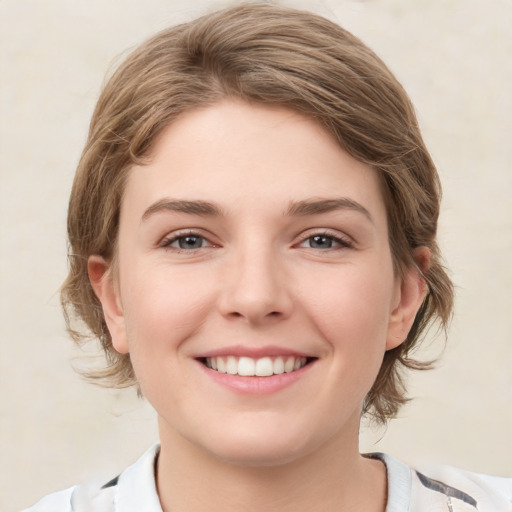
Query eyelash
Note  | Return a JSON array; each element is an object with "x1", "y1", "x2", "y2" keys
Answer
[
  {"x1": 295, "y1": 231, "x2": 354, "y2": 250},
  {"x1": 159, "y1": 230, "x2": 353, "y2": 252},
  {"x1": 159, "y1": 230, "x2": 214, "y2": 252}
]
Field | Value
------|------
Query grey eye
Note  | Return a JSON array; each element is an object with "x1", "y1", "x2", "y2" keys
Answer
[
  {"x1": 177, "y1": 235, "x2": 205, "y2": 249},
  {"x1": 308, "y1": 235, "x2": 334, "y2": 249}
]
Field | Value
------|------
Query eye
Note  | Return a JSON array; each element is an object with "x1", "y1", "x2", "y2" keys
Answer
[
  {"x1": 305, "y1": 235, "x2": 335, "y2": 249},
  {"x1": 298, "y1": 232, "x2": 353, "y2": 250},
  {"x1": 160, "y1": 232, "x2": 214, "y2": 250}
]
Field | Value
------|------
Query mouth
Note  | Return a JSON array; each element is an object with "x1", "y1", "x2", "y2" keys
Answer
[{"x1": 198, "y1": 355, "x2": 316, "y2": 377}]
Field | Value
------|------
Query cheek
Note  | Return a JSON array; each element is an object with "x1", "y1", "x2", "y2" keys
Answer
[
  {"x1": 303, "y1": 264, "x2": 395, "y2": 386},
  {"x1": 118, "y1": 265, "x2": 217, "y2": 400},
  {"x1": 308, "y1": 265, "x2": 394, "y2": 337},
  {"x1": 119, "y1": 263, "x2": 216, "y2": 352}
]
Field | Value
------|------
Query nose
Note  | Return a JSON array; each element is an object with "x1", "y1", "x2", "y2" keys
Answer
[{"x1": 218, "y1": 244, "x2": 293, "y2": 325}]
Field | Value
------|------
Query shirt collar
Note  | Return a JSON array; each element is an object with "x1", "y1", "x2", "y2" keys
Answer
[
  {"x1": 366, "y1": 452, "x2": 412, "y2": 512},
  {"x1": 116, "y1": 444, "x2": 162, "y2": 512},
  {"x1": 114, "y1": 445, "x2": 414, "y2": 512}
]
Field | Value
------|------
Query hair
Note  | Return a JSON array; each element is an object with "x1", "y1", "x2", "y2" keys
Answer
[{"x1": 62, "y1": 2, "x2": 454, "y2": 423}]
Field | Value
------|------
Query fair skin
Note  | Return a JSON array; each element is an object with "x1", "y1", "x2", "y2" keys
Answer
[{"x1": 89, "y1": 100, "x2": 427, "y2": 512}]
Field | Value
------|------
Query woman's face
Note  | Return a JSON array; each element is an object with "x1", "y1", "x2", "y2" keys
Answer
[{"x1": 91, "y1": 100, "x2": 424, "y2": 466}]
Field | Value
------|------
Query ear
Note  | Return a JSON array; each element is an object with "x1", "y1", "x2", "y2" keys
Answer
[
  {"x1": 88, "y1": 255, "x2": 129, "y2": 354},
  {"x1": 386, "y1": 247, "x2": 430, "y2": 350}
]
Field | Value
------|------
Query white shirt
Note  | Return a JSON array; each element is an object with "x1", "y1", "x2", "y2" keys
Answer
[{"x1": 23, "y1": 444, "x2": 512, "y2": 511}]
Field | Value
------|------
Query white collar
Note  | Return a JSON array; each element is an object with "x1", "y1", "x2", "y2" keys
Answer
[
  {"x1": 369, "y1": 452, "x2": 412, "y2": 511},
  {"x1": 112, "y1": 445, "x2": 414, "y2": 512},
  {"x1": 115, "y1": 444, "x2": 162, "y2": 512}
]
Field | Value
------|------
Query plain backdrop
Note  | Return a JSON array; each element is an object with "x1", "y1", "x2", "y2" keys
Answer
[{"x1": 1, "y1": 1, "x2": 511, "y2": 510}]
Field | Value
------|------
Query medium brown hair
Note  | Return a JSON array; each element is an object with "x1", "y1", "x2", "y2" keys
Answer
[{"x1": 62, "y1": 2, "x2": 453, "y2": 423}]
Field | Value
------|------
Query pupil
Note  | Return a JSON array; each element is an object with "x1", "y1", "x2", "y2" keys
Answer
[
  {"x1": 179, "y1": 236, "x2": 202, "y2": 249},
  {"x1": 311, "y1": 235, "x2": 332, "y2": 249}
]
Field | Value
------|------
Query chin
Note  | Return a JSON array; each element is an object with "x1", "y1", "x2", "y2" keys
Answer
[
  {"x1": 208, "y1": 438, "x2": 311, "y2": 468},
  {"x1": 195, "y1": 420, "x2": 331, "y2": 469}
]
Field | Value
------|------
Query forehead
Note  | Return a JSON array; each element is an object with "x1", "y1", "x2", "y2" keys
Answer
[{"x1": 121, "y1": 100, "x2": 387, "y2": 225}]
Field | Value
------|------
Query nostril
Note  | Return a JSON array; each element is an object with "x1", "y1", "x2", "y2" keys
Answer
[{"x1": 228, "y1": 310, "x2": 280, "y2": 318}]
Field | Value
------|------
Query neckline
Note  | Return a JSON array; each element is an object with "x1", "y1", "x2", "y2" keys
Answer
[{"x1": 365, "y1": 452, "x2": 412, "y2": 512}]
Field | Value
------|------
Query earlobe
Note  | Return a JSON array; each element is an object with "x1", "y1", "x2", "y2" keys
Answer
[
  {"x1": 88, "y1": 255, "x2": 130, "y2": 354},
  {"x1": 386, "y1": 247, "x2": 430, "y2": 350}
]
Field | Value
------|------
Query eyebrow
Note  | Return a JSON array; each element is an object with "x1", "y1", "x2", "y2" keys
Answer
[
  {"x1": 142, "y1": 199, "x2": 223, "y2": 221},
  {"x1": 286, "y1": 198, "x2": 374, "y2": 223},
  {"x1": 141, "y1": 197, "x2": 373, "y2": 223}
]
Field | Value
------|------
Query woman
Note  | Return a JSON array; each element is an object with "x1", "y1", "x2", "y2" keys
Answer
[{"x1": 24, "y1": 3, "x2": 511, "y2": 511}]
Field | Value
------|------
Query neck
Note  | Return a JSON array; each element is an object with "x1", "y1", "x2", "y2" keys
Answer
[{"x1": 155, "y1": 418, "x2": 387, "y2": 512}]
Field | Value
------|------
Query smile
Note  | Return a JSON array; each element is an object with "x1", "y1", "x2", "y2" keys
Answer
[{"x1": 203, "y1": 356, "x2": 311, "y2": 377}]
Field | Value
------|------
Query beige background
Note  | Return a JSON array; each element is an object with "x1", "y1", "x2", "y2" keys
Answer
[{"x1": 1, "y1": 1, "x2": 511, "y2": 510}]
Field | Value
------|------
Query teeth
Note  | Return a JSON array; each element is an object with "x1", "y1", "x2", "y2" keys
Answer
[
  {"x1": 255, "y1": 357, "x2": 273, "y2": 376},
  {"x1": 217, "y1": 357, "x2": 227, "y2": 374},
  {"x1": 226, "y1": 356, "x2": 238, "y2": 375},
  {"x1": 273, "y1": 357, "x2": 285, "y2": 374},
  {"x1": 204, "y1": 356, "x2": 308, "y2": 377},
  {"x1": 284, "y1": 356, "x2": 295, "y2": 373},
  {"x1": 238, "y1": 357, "x2": 255, "y2": 376}
]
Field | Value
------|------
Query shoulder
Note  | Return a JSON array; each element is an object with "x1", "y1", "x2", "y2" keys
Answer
[
  {"x1": 21, "y1": 481, "x2": 118, "y2": 512},
  {"x1": 412, "y1": 463, "x2": 512, "y2": 512},
  {"x1": 375, "y1": 452, "x2": 512, "y2": 512},
  {"x1": 21, "y1": 486, "x2": 75, "y2": 512},
  {"x1": 21, "y1": 444, "x2": 162, "y2": 512}
]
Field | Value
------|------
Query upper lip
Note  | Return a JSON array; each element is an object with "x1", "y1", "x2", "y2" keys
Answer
[{"x1": 196, "y1": 345, "x2": 314, "y2": 359}]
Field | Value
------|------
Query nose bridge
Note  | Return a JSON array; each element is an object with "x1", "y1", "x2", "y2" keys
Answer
[{"x1": 219, "y1": 235, "x2": 291, "y2": 323}]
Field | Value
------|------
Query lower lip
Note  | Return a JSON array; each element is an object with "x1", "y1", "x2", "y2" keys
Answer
[{"x1": 196, "y1": 360, "x2": 315, "y2": 395}]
